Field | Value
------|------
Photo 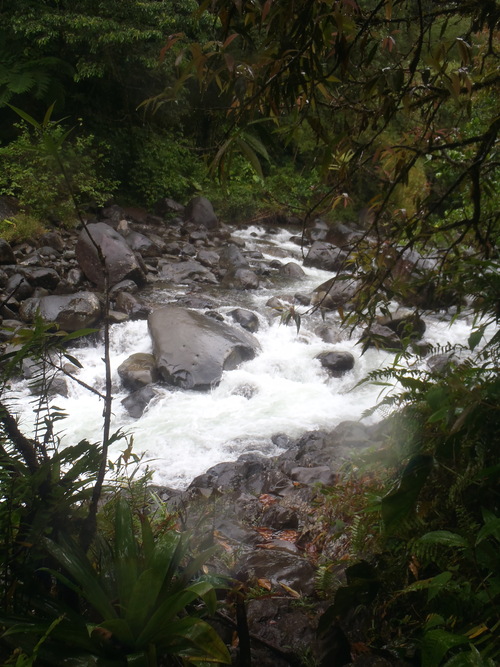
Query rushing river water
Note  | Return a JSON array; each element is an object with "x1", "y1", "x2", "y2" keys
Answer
[{"x1": 7, "y1": 226, "x2": 481, "y2": 488}]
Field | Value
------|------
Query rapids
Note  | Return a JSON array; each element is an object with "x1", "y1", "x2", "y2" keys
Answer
[{"x1": 6, "y1": 226, "x2": 481, "y2": 488}]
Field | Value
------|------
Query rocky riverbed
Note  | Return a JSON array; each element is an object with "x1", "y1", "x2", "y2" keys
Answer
[{"x1": 0, "y1": 195, "x2": 473, "y2": 665}]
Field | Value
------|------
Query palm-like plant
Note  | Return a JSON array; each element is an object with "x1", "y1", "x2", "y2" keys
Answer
[{"x1": 2, "y1": 497, "x2": 230, "y2": 666}]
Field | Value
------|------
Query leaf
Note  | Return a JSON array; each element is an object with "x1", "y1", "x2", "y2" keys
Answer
[
  {"x1": 421, "y1": 629, "x2": 469, "y2": 667},
  {"x1": 43, "y1": 536, "x2": 118, "y2": 621},
  {"x1": 7, "y1": 104, "x2": 41, "y2": 130},
  {"x1": 382, "y1": 455, "x2": 434, "y2": 532},
  {"x1": 418, "y1": 531, "x2": 468, "y2": 549}
]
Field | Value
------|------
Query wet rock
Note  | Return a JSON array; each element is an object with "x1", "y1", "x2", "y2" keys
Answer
[
  {"x1": 377, "y1": 307, "x2": 426, "y2": 339},
  {"x1": 221, "y1": 268, "x2": 260, "y2": 290},
  {"x1": 237, "y1": 550, "x2": 316, "y2": 595},
  {"x1": 290, "y1": 466, "x2": 336, "y2": 486},
  {"x1": 5, "y1": 274, "x2": 33, "y2": 300},
  {"x1": 175, "y1": 295, "x2": 218, "y2": 310},
  {"x1": 109, "y1": 279, "x2": 139, "y2": 297},
  {"x1": 359, "y1": 322, "x2": 402, "y2": 351},
  {"x1": 426, "y1": 351, "x2": 460, "y2": 374},
  {"x1": 315, "y1": 323, "x2": 344, "y2": 344},
  {"x1": 196, "y1": 249, "x2": 220, "y2": 268},
  {"x1": 125, "y1": 230, "x2": 162, "y2": 257},
  {"x1": 21, "y1": 358, "x2": 69, "y2": 397},
  {"x1": 114, "y1": 292, "x2": 150, "y2": 319},
  {"x1": 326, "y1": 222, "x2": 361, "y2": 248},
  {"x1": 76, "y1": 222, "x2": 146, "y2": 288},
  {"x1": 0, "y1": 239, "x2": 16, "y2": 265},
  {"x1": 39, "y1": 231, "x2": 65, "y2": 253},
  {"x1": 308, "y1": 217, "x2": 329, "y2": 241},
  {"x1": 304, "y1": 241, "x2": 347, "y2": 272},
  {"x1": 65, "y1": 267, "x2": 85, "y2": 290},
  {"x1": 159, "y1": 260, "x2": 218, "y2": 284},
  {"x1": 19, "y1": 291, "x2": 101, "y2": 331},
  {"x1": 246, "y1": 599, "x2": 320, "y2": 665},
  {"x1": 121, "y1": 384, "x2": 158, "y2": 418},
  {"x1": 219, "y1": 244, "x2": 249, "y2": 271},
  {"x1": 154, "y1": 197, "x2": 185, "y2": 218},
  {"x1": 14, "y1": 266, "x2": 60, "y2": 291},
  {"x1": 316, "y1": 350, "x2": 355, "y2": 376},
  {"x1": 118, "y1": 353, "x2": 158, "y2": 391},
  {"x1": 312, "y1": 276, "x2": 360, "y2": 311},
  {"x1": 262, "y1": 503, "x2": 300, "y2": 530},
  {"x1": 148, "y1": 305, "x2": 259, "y2": 391},
  {"x1": 183, "y1": 196, "x2": 218, "y2": 229},
  {"x1": 108, "y1": 310, "x2": 129, "y2": 324},
  {"x1": 229, "y1": 308, "x2": 260, "y2": 333},
  {"x1": 0, "y1": 319, "x2": 23, "y2": 342},
  {"x1": 278, "y1": 262, "x2": 306, "y2": 279}
]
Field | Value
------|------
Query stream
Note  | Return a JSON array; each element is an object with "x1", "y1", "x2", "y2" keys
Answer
[{"x1": 7, "y1": 225, "x2": 479, "y2": 488}]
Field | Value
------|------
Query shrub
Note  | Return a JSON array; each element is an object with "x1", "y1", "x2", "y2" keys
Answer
[
  {"x1": 0, "y1": 212, "x2": 45, "y2": 242},
  {"x1": 126, "y1": 127, "x2": 207, "y2": 207},
  {"x1": 0, "y1": 119, "x2": 118, "y2": 226}
]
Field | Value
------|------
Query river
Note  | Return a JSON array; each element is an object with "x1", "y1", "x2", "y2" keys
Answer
[{"x1": 7, "y1": 225, "x2": 479, "y2": 488}]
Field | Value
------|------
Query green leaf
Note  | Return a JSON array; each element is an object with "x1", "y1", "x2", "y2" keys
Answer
[
  {"x1": 114, "y1": 497, "x2": 139, "y2": 609},
  {"x1": 7, "y1": 104, "x2": 41, "y2": 130},
  {"x1": 421, "y1": 629, "x2": 469, "y2": 667},
  {"x1": 418, "y1": 531, "x2": 469, "y2": 549},
  {"x1": 382, "y1": 455, "x2": 434, "y2": 532},
  {"x1": 44, "y1": 536, "x2": 118, "y2": 621},
  {"x1": 159, "y1": 617, "x2": 231, "y2": 663}
]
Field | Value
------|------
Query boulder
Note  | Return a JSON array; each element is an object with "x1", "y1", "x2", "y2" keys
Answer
[
  {"x1": 220, "y1": 268, "x2": 260, "y2": 290},
  {"x1": 121, "y1": 384, "x2": 158, "y2": 419},
  {"x1": 196, "y1": 249, "x2": 220, "y2": 268},
  {"x1": 5, "y1": 274, "x2": 33, "y2": 300},
  {"x1": 303, "y1": 241, "x2": 347, "y2": 271},
  {"x1": 12, "y1": 266, "x2": 60, "y2": 291},
  {"x1": 316, "y1": 350, "x2": 355, "y2": 376},
  {"x1": 118, "y1": 353, "x2": 158, "y2": 391},
  {"x1": 278, "y1": 262, "x2": 306, "y2": 279},
  {"x1": 359, "y1": 322, "x2": 402, "y2": 351},
  {"x1": 114, "y1": 292, "x2": 150, "y2": 320},
  {"x1": 148, "y1": 305, "x2": 259, "y2": 390},
  {"x1": 229, "y1": 308, "x2": 260, "y2": 333},
  {"x1": 219, "y1": 244, "x2": 249, "y2": 271},
  {"x1": 159, "y1": 260, "x2": 217, "y2": 284},
  {"x1": 125, "y1": 230, "x2": 162, "y2": 257},
  {"x1": 75, "y1": 222, "x2": 146, "y2": 288},
  {"x1": 236, "y1": 550, "x2": 316, "y2": 596},
  {"x1": 311, "y1": 276, "x2": 360, "y2": 311},
  {"x1": 19, "y1": 291, "x2": 101, "y2": 331},
  {"x1": 0, "y1": 239, "x2": 16, "y2": 265},
  {"x1": 183, "y1": 196, "x2": 218, "y2": 229},
  {"x1": 377, "y1": 307, "x2": 426, "y2": 339}
]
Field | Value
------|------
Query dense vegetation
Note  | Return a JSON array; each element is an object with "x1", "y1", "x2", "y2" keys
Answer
[{"x1": 0, "y1": 0, "x2": 499, "y2": 665}]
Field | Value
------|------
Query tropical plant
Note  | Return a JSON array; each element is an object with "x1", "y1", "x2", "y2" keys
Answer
[
  {"x1": 317, "y1": 333, "x2": 500, "y2": 664},
  {"x1": 155, "y1": 0, "x2": 499, "y2": 323},
  {"x1": 1, "y1": 497, "x2": 230, "y2": 666},
  {"x1": 0, "y1": 106, "x2": 117, "y2": 225}
]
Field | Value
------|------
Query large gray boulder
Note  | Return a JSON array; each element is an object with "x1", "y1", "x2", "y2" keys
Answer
[
  {"x1": 148, "y1": 305, "x2": 259, "y2": 390},
  {"x1": 183, "y1": 196, "x2": 218, "y2": 230},
  {"x1": 303, "y1": 241, "x2": 347, "y2": 271},
  {"x1": 19, "y1": 291, "x2": 101, "y2": 331},
  {"x1": 76, "y1": 222, "x2": 146, "y2": 288}
]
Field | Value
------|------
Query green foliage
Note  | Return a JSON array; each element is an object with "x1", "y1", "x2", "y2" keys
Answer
[
  {"x1": 0, "y1": 111, "x2": 117, "y2": 225},
  {"x1": 318, "y1": 345, "x2": 500, "y2": 664},
  {"x1": 126, "y1": 127, "x2": 206, "y2": 207},
  {"x1": 1, "y1": 497, "x2": 230, "y2": 666},
  {"x1": 0, "y1": 213, "x2": 46, "y2": 243}
]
